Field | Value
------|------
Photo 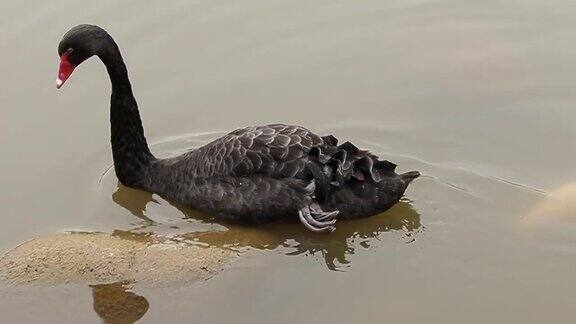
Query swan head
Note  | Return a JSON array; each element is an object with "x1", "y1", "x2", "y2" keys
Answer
[{"x1": 56, "y1": 24, "x2": 114, "y2": 89}]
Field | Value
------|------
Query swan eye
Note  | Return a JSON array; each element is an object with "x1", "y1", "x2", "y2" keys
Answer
[{"x1": 66, "y1": 48, "x2": 75, "y2": 60}]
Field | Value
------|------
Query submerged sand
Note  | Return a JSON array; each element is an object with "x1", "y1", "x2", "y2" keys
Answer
[{"x1": 0, "y1": 232, "x2": 236, "y2": 286}]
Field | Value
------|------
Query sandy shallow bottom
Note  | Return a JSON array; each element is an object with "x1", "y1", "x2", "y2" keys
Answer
[{"x1": 0, "y1": 233, "x2": 236, "y2": 286}]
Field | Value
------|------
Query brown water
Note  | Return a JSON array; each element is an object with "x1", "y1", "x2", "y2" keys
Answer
[{"x1": 1, "y1": 0, "x2": 575, "y2": 323}]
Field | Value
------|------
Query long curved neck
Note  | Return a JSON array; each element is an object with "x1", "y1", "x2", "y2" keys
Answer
[{"x1": 99, "y1": 45, "x2": 155, "y2": 188}]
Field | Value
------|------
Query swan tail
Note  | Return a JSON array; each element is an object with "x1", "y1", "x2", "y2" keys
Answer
[
  {"x1": 306, "y1": 135, "x2": 411, "y2": 201},
  {"x1": 400, "y1": 171, "x2": 421, "y2": 184}
]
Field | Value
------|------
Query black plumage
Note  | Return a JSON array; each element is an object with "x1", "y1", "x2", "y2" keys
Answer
[{"x1": 56, "y1": 24, "x2": 419, "y2": 232}]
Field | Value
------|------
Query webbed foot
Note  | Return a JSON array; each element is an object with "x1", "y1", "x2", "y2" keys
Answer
[{"x1": 298, "y1": 204, "x2": 339, "y2": 233}]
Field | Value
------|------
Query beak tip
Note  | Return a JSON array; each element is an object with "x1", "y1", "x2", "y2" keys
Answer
[{"x1": 56, "y1": 78, "x2": 63, "y2": 89}]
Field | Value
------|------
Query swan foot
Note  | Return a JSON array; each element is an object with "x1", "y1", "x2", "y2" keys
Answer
[{"x1": 298, "y1": 205, "x2": 339, "y2": 233}]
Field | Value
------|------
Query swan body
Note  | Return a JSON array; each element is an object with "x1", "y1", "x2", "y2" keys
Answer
[{"x1": 56, "y1": 25, "x2": 419, "y2": 232}]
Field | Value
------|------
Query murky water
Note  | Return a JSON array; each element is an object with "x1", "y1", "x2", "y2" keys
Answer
[{"x1": 1, "y1": 0, "x2": 575, "y2": 323}]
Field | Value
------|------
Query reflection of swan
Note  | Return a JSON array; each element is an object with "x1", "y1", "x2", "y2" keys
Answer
[
  {"x1": 186, "y1": 202, "x2": 420, "y2": 270},
  {"x1": 91, "y1": 282, "x2": 149, "y2": 324},
  {"x1": 112, "y1": 184, "x2": 421, "y2": 270},
  {"x1": 112, "y1": 185, "x2": 158, "y2": 224}
]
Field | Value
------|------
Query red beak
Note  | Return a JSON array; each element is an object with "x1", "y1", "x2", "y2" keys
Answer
[{"x1": 56, "y1": 52, "x2": 75, "y2": 89}]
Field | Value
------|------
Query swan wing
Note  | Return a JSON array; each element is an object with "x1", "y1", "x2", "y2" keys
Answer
[{"x1": 182, "y1": 124, "x2": 323, "y2": 178}]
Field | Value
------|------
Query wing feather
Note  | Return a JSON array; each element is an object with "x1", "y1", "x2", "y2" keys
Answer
[
  {"x1": 178, "y1": 124, "x2": 317, "y2": 179},
  {"x1": 168, "y1": 124, "x2": 398, "y2": 204}
]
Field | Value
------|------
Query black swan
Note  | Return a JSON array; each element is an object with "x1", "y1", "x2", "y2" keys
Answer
[{"x1": 55, "y1": 24, "x2": 420, "y2": 233}]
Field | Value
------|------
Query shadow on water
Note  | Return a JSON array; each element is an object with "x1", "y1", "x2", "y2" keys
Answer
[
  {"x1": 112, "y1": 184, "x2": 422, "y2": 270},
  {"x1": 90, "y1": 282, "x2": 149, "y2": 324}
]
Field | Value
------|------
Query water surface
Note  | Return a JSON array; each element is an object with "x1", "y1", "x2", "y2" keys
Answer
[{"x1": 1, "y1": 0, "x2": 575, "y2": 323}]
